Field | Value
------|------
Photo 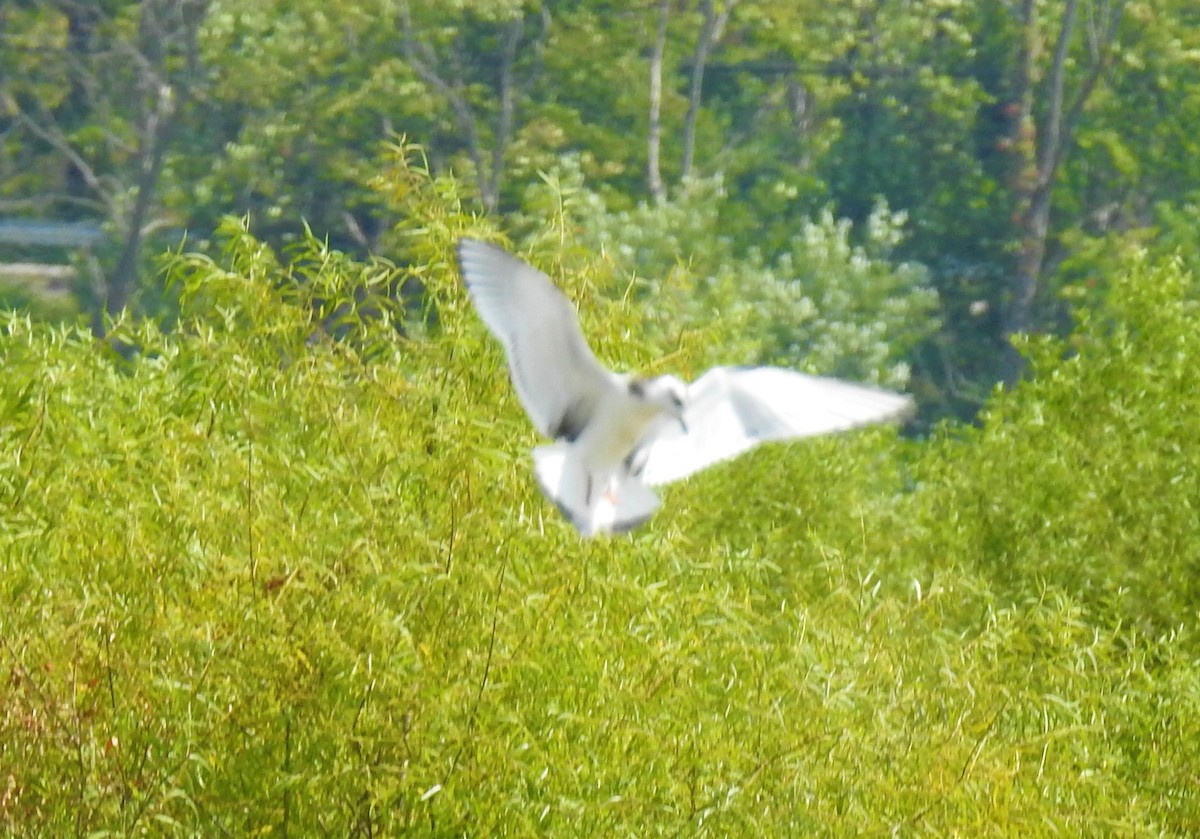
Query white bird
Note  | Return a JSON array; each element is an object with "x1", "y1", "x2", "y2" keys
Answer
[{"x1": 457, "y1": 238, "x2": 913, "y2": 536}]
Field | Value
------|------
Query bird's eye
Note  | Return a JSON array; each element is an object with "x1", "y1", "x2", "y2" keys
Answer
[{"x1": 670, "y1": 393, "x2": 683, "y2": 407}]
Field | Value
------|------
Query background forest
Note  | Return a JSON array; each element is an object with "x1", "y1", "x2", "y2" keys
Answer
[
  {"x1": 5, "y1": 0, "x2": 1199, "y2": 415},
  {"x1": 1, "y1": 0, "x2": 1199, "y2": 835}
]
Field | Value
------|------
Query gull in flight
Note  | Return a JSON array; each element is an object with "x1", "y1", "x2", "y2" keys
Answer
[{"x1": 457, "y1": 238, "x2": 913, "y2": 536}]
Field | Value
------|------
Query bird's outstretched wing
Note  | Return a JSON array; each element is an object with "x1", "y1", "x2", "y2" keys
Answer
[
  {"x1": 457, "y1": 239, "x2": 617, "y2": 440},
  {"x1": 630, "y1": 367, "x2": 913, "y2": 486}
]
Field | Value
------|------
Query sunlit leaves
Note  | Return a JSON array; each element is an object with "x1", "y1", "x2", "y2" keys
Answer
[
  {"x1": 2, "y1": 218, "x2": 1199, "y2": 833},
  {"x1": 516, "y1": 162, "x2": 937, "y2": 388}
]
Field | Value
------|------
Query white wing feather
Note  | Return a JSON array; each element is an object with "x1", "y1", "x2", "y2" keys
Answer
[
  {"x1": 457, "y1": 239, "x2": 618, "y2": 439},
  {"x1": 633, "y1": 367, "x2": 913, "y2": 486}
]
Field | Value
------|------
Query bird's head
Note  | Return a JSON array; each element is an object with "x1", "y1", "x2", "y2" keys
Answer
[{"x1": 630, "y1": 374, "x2": 688, "y2": 430}]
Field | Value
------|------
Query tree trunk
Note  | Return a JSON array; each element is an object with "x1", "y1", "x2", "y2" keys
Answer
[
  {"x1": 1002, "y1": 0, "x2": 1124, "y2": 384},
  {"x1": 647, "y1": 0, "x2": 670, "y2": 202},
  {"x1": 100, "y1": 107, "x2": 172, "y2": 332},
  {"x1": 682, "y1": 0, "x2": 737, "y2": 182},
  {"x1": 680, "y1": 0, "x2": 714, "y2": 182},
  {"x1": 1001, "y1": 0, "x2": 1046, "y2": 379},
  {"x1": 484, "y1": 19, "x2": 524, "y2": 213},
  {"x1": 95, "y1": 0, "x2": 208, "y2": 333}
]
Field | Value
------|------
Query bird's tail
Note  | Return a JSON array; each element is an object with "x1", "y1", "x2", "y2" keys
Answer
[{"x1": 532, "y1": 444, "x2": 660, "y2": 536}]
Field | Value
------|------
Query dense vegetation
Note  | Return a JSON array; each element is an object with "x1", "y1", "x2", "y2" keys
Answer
[
  {"x1": 4, "y1": 0, "x2": 1200, "y2": 410},
  {"x1": 2, "y1": 1, "x2": 1199, "y2": 835},
  {"x1": 0, "y1": 155, "x2": 1197, "y2": 835}
]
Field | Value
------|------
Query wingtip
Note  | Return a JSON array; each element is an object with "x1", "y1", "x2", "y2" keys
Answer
[
  {"x1": 456, "y1": 237, "x2": 500, "y2": 289},
  {"x1": 879, "y1": 391, "x2": 917, "y2": 427},
  {"x1": 455, "y1": 236, "x2": 481, "y2": 265},
  {"x1": 456, "y1": 236, "x2": 506, "y2": 260},
  {"x1": 455, "y1": 236, "x2": 487, "y2": 265},
  {"x1": 456, "y1": 237, "x2": 523, "y2": 287}
]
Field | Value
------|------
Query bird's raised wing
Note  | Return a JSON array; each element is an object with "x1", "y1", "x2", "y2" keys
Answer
[
  {"x1": 457, "y1": 239, "x2": 618, "y2": 440},
  {"x1": 630, "y1": 366, "x2": 913, "y2": 486}
]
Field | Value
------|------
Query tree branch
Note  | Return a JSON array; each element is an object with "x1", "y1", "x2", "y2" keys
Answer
[
  {"x1": 1037, "y1": 0, "x2": 1078, "y2": 184},
  {"x1": 1046, "y1": 0, "x2": 1127, "y2": 180},
  {"x1": 15, "y1": 112, "x2": 118, "y2": 217},
  {"x1": 398, "y1": 4, "x2": 487, "y2": 196}
]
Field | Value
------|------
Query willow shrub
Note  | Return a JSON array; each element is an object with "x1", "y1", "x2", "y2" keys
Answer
[
  {"x1": 0, "y1": 161, "x2": 1197, "y2": 834},
  {"x1": 903, "y1": 255, "x2": 1200, "y2": 634}
]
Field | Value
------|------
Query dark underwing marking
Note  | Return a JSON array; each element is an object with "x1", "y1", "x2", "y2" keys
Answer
[
  {"x1": 734, "y1": 394, "x2": 783, "y2": 439},
  {"x1": 623, "y1": 443, "x2": 649, "y2": 477},
  {"x1": 549, "y1": 400, "x2": 589, "y2": 441}
]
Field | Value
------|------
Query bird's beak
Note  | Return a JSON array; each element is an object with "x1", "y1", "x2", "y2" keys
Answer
[{"x1": 676, "y1": 414, "x2": 689, "y2": 434}]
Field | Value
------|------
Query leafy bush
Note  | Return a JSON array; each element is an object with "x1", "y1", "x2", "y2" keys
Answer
[
  {"x1": 515, "y1": 158, "x2": 938, "y2": 389},
  {"x1": 0, "y1": 158, "x2": 1196, "y2": 834},
  {"x1": 904, "y1": 254, "x2": 1200, "y2": 634}
]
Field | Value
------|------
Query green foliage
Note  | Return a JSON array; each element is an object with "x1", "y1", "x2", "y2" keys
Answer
[
  {"x1": 1, "y1": 162, "x2": 1198, "y2": 834},
  {"x1": 907, "y1": 255, "x2": 1200, "y2": 635},
  {"x1": 188, "y1": 0, "x2": 415, "y2": 249},
  {"x1": 0, "y1": 272, "x2": 79, "y2": 324},
  {"x1": 7, "y1": 0, "x2": 1200, "y2": 422},
  {"x1": 517, "y1": 161, "x2": 938, "y2": 389}
]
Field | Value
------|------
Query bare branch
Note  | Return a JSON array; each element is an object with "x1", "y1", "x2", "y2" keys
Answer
[{"x1": 398, "y1": 3, "x2": 488, "y2": 201}]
